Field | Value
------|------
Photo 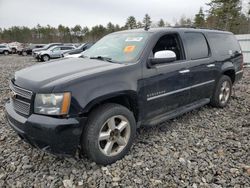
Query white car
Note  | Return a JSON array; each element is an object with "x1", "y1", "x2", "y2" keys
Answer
[{"x1": 0, "y1": 45, "x2": 12, "y2": 55}]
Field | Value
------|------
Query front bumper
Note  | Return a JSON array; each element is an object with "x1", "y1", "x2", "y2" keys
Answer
[{"x1": 5, "y1": 101, "x2": 87, "y2": 156}]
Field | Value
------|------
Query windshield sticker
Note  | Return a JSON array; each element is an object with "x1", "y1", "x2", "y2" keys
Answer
[
  {"x1": 124, "y1": 45, "x2": 136, "y2": 53},
  {"x1": 125, "y1": 37, "x2": 143, "y2": 42}
]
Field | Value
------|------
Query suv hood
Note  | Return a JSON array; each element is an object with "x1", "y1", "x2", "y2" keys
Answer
[{"x1": 14, "y1": 58, "x2": 124, "y2": 92}]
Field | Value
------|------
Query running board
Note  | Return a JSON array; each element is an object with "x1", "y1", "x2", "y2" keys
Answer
[{"x1": 143, "y1": 98, "x2": 210, "y2": 126}]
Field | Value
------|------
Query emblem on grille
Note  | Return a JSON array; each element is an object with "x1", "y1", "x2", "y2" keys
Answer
[{"x1": 10, "y1": 90, "x2": 17, "y2": 99}]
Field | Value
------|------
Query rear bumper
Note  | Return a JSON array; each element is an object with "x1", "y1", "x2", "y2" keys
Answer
[{"x1": 5, "y1": 101, "x2": 87, "y2": 156}]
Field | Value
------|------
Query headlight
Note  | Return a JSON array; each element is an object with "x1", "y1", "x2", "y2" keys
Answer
[{"x1": 34, "y1": 92, "x2": 71, "y2": 115}]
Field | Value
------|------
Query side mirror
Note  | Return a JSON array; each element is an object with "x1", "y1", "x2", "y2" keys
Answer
[{"x1": 149, "y1": 50, "x2": 176, "y2": 66}]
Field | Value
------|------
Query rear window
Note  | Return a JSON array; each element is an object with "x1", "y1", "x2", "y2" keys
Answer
[
  {"x1": 184, "y1": 32, "x2": 209, "y2": 60},
  {"x1": 206, "y1": 33, "x2": 241, "y2": 56}
]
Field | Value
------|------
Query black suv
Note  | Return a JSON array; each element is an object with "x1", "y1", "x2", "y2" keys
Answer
[{"x1": 5, "y1": 28, "x2": 243, "y2": 165}]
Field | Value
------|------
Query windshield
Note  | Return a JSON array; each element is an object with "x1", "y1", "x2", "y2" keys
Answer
[
  {"x1": 83, "y1": 32, "x2": 151, "y2": 63},
  {"x1": 77, "y1": 44, "x2": 86, "y2": 50}
]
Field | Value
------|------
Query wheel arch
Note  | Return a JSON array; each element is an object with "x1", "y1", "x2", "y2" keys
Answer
[
  {"x1": 82, "y1": 91, "x2": 140, "y2": 122},
  {"x1": 221, "y1": 61, "x2": 235, "y2": 84}
]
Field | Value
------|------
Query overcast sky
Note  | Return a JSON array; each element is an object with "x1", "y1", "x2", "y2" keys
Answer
[{"x1": 0, "y1": 0, "x2": 211, "y2": 29}]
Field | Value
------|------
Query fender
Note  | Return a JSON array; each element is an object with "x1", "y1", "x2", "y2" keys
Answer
[
  {"x1": 82, "y1": 90, "x2": 138, "y2": 114},
  {"x1": 221, "y1": 61, "x2": 235, "y2": 73}
]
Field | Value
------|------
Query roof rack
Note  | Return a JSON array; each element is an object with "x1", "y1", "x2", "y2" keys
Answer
[{"x1": 172, "y1": 25, "x2": 196, "y2": 29}]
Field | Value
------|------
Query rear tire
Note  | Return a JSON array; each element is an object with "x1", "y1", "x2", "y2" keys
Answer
[
  {"x1": 81, "y1": 103, "x2": 136, "y2": 165},
  {"x1": 210, "y1": 75, "x2": 232, "y2": 108},
  {"x1": 22, "y1": 51, "x2": 27, "y2": 56},
  {"x1": 3, "y1": 51, "x2": 9, "y2": 55},
  {"x1": 41, "y1": 54, "x2": 50, "y2": 62}
]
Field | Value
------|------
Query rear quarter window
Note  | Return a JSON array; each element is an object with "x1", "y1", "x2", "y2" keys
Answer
[
  {"x1": 184, "y1": 32, "x2": 209, "y2": 60},
  {"x1": 206, "y1": 33, "x2": 241, "y2": 56}
]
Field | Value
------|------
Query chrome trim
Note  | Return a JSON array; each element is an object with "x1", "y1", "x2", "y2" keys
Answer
[
  {"x1": 207, "y1": 64, "x2": 215, "y2": 68},
  {"x1": 12, "y1": 98, "x2": 31, "y2": 116},
  {"x1": 147, "y1": 80, "x2": 215, "y2": 101},
  {"x1": 236, "y1": 70, "x2": 243, "y2": 75},
  {"x1": 179, "y1": 69, "x2": 190, "y2": 74},
  {"x1": 9, "y1": 81, "x2": 33, "y2": 100}
]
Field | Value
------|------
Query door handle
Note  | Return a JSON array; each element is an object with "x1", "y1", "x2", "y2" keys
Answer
[
  {"x1": 179, "y1": 69, "x2": 190, "y2": 74},
  {"x1": 207, "y1": 64, "x2": 215, "y2": 68}
]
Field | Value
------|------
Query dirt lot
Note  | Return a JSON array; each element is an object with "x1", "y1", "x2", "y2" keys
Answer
[{"x1": 0, "y1": 55, "x2": 249, "y2": 188}]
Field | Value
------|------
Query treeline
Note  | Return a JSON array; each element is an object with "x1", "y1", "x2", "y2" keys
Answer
[{"x1": 0, "y1": 0, "x2": 249, "y2": 43}]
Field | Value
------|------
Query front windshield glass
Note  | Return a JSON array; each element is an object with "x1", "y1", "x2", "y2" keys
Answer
[
  {"x1": 77, "y1": 44, "x2": 85, "y2": 50},
  {"x1": 83, "y1": 32, "x2": 151, "y2": 63}
]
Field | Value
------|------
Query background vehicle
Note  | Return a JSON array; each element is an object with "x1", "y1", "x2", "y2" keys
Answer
[
  {"x1": 8, "y1": 42, "x2": 22, "y2": 54},
  {"x1": 63, "y1": 43, "x2": 94, "y2": 57},
  {"x1": 38, "y1": 45, "x2": 76, "y2": 61},
  {"x1": 5, "y1": 28, "x2": 244, "y2": 165},
  {"x1": 20, "y1": 44, "x2": 45, "y2": 56},
  {"x1": 32, "y1": 43, "x2": 63, "y2": 59},
  {"x1": 0, "y1": 45, "x2": 12, "y2": 55}
]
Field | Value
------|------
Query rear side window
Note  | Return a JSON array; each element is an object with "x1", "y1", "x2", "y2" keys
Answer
[
  {"x1": 61, "y1": 47, "x2": 72, "y2": 50},
  {"x1": 184, "y1": 32, "x2": 209, "y2": 60},
  {"x1": 207, "y1": 33, "x2": 241, "y2": 56}
]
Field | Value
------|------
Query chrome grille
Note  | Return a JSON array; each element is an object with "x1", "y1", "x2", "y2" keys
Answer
[
  {"x1": 12, "y1": 99, "x2": 31, "y2": 116},
  {"x1": 10, "y1": 81, "x2": 33, "y2": 116},
  {"x1": 10, "y1": 81, "x2": 32, "y2": 100}
]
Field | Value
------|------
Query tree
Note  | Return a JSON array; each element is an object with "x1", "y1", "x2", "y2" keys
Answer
[
  {"x1": 107, "y1": 22, "x2": 115, "y2": 33},
  {"x1": 194, "y1": 7, "x2": 205, "y2": 27},
  {"x1": 125, "y1": 16, "x2": 137, "y2": 29},
  {"x1": 158, "y1": 19, "x2": 165, "y2": 27},
  {"x1": 143, "y1": 14, "x2": 152, "y2": 30},
  {"x1": 206, "y1": 0, "x2": 242, "y2": 32},
  {"x1": 175, "y1": 16, "x2": 192, "y2": 26},
  {"x1": 137, "y1": 21, "x2": 143, "y2": 28}
]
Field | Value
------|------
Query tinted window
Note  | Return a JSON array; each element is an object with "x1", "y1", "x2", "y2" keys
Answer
[
  {"x1": 184, "y1": 32, "x2": 209, "y2": 60},
  {"x1": 207, "y1": 33, "x2": 241, "y2": 56},
  {"x1": 152, "y1": 34, "x2": 184, "y2": 61},
  {"x1": 61, "y1": 47, "x2": 73, "y2": 50},
  {"x1": 0, "y1": 46, "x2": 3, "y2": 48}
]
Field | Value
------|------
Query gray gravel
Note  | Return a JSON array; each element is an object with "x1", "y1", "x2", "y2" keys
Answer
[{"x1": 0, "y1": 55, "x2": 249, "y2": 188}]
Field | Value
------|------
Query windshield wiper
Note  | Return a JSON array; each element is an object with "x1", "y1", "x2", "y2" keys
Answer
[{"x1": 90, "y1": 56, "x2": 115, "y2": 63}]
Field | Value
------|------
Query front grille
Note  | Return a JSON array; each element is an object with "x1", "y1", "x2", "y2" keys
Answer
[
  {"x1": 10, "y1": 81, "x2": 33, "y2": 116},
  {"x1": 10, "y1": 82, "x2": 32, "y2": 100},
  {"x1": 12, "y1": 98, "x2": 31, "y2": 116}
]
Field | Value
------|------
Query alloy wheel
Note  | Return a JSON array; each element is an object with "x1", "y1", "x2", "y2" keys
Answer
[
  {"x1": 219, "y1": 80, "x2": 231, "y2": 105},
  {"x1": 98, "y1": 115, "x2": 131, "y2": 157}
]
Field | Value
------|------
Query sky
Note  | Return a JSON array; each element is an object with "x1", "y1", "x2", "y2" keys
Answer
[{"x1": 0, "y1": 0, "x2": 211, "y2": 29}]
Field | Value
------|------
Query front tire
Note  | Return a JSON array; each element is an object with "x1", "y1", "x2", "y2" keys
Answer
[
  {"x1": 41, "y1": 54, "x2": 50, "y2": 62},
  {"x1": 81, "y1": 103, "x2": 136, "y2": 165},
  {"x1": 22, "y1": 51, "x2": 27, "y2": 56},
  {"x1": 210, "y1": 75, "x2": 232, "y2": 108},
  {"x1": 3, "y1": 51, "x2": 9, "y2": 55}
]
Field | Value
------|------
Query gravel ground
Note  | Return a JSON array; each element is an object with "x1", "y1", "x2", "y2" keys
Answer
[{"x1": 0, "y1": 55, "x2": 249, "y2": 188}]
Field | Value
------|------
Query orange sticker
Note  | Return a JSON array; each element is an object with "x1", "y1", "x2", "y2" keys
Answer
[{"x1": 124, "y1": 45, "x2": 136, "y2": 53}]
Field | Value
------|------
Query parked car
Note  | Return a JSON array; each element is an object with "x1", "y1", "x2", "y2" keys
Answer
[
  {"x1": 37, "y1": 45, "x2": 76, "y2": 61},
  {"x1": 8, "y1": 42, "x2": 22, "y2": 54},
  {"x1": 32, "y1": 43, "x2": 63, "y2": 60},
  {"x1": 63, "y1": 43, "x2": 94, "y2": 57},
  {"x1": 5, "y1": 28, "x2": 243, "y2": 165},
  {"x1": 20, "y1": 44, "x2": 45, "y2": 56},
  {"x1": 0, "y1": 45, "x2": 12, "y2": 55}
]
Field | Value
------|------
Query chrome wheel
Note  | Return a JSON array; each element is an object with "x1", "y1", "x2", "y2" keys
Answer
[
  {"x1": 4, "y1": 51, "x2": 9, "y2": 55},
  {"x1": 43, "y1": 55, "x2": 49, "y2": 61},
  {"x1": 219, "y1": 80, "x2": 231, "y2": 105},
  {"x1": 98, "y1": 115, "x2": 131, "y2": 157}
]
